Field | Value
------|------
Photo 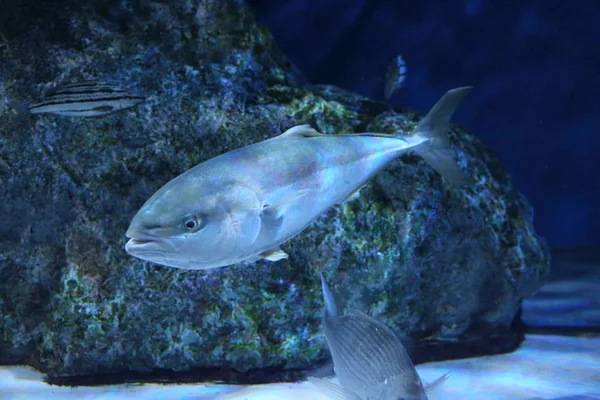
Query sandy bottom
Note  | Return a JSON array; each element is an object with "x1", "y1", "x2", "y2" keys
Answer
[
  {"x1": 522, "y1": 257, "x2": 600, "y2": 328},
  {"x1": 1, "y1": 334, "x2": 599, "y2": 400}
]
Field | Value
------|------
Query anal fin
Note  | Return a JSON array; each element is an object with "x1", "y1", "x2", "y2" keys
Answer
[
  {"x1": 424, "y1": 372, "x2": 450, "y2": 393},
  {"x1": 344, "y1": 187, "x2": 362, "y2": 203},
  {"x1": 341, "y1": 184, "x2": 366, "y2": 204},
  {"x1": 259, "y1": 248, "x2": 289, "y2": 262}
]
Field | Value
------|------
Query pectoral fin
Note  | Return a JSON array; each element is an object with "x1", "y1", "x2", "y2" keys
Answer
[
  {"x1": 262, "y1": 189, "x2": 313, "y2": 220},
  {"x1": 424, "y1": 372, "x2": 450, "y2": 392},
  {"x1": 308, "y1": 377, "x2": 362, "y2": 400},
  {"x1": 259, "y1": 248, "x2": 289, "y2": 262}
]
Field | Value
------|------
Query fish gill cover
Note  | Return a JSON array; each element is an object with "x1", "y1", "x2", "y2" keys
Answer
[{"x1": 0, "y1": 0, "x2": 549, "y2": 386}]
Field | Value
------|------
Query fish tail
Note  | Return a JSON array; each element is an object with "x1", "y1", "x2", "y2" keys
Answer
[
  {"x1": 407, "y1": 86, "x2": 473, "y2": 184},
  {"x1": 319, "y1": 273, "x2": 338, "y2": 318},
  {"x1": 10, "y1": 100, "x2": 31, "y2": 115},
  {"x1": 7, "y1": 100, "x2": 33, "y2": 128}
]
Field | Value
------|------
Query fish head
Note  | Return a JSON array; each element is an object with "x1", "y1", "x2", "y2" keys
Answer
[
  {"x1": 378, "y1": 373, "x2": 428, "y2": 400},
  {"x1": 125, "y1": 177, "x2": 262, "y2": 270}
]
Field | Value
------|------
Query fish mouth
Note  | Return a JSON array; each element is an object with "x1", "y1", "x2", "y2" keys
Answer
[
  {"x1": 124, "y1": 234, "x2": 176, "y2": 257},
  {"x1": 126, "y1": 237, "x2": 156, "y2": 247},
  {"x1": 125, "y1": 238, "x2": 161, "y2": 254},
  {"x1": 124, "y1": 226, "x2": 181, "y2": 256}
]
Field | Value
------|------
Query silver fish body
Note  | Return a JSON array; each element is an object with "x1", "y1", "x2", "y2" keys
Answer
[
  {"x1": 125, "y1": 87, "x2": 472, "y2": 270},
  {"x1": 310, "y1": 274, "x2": 448, "y2": 400},
  {"x1": 28, "y1": 80, "x2": 145, "y2": 117}
]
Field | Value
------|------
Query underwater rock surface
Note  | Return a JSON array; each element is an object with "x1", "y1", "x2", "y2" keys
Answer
[{"x1": 0, "y1": 0, "x2": 549, "y2": 384}]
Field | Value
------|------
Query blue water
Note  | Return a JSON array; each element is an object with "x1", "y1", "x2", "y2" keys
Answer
[{"x1": 248, "y1": 0, "x2": 600, "y2": 249}]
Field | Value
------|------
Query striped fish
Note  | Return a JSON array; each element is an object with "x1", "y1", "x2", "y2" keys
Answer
[
  {"x1": 308, "y1": 274, "x2": 450, "y2": 400},
  {"x1": 384, "y1": 54, "x2": 407, "y2": 100},
  {"x1": 27, "y1": 80, "x2": 145, "y2": 117}
]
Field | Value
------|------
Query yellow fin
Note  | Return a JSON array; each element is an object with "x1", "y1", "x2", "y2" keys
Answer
[
  {"x1": 344, "y1": 187, "x2": 362, "y2": 202},
  {"x1": 259, "y1": 248, "x2": 289, "y2": 262},
  {"x1": 340, "y1": 184, "x2": 366, "y2": 204}
]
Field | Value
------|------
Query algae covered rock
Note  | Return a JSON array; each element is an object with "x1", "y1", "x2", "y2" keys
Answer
[{"x1": 0, "y1": 0, "x2": 549, "y2": 384}]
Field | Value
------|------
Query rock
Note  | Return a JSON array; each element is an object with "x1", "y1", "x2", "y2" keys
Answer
[{"x1": 0, "y1": 0, "x2": 549, "y2": 385}]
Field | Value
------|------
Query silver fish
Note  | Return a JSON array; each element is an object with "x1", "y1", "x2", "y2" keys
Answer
[
  {"x1": 309, "y1": 274, "x2": 449, "y2": 400},
  {"x1": 28, "y1": 80, "x2": 145, "y2": 117},
  {"x1": 124, "y1": 87, "x2": 472, "y2": 270},
  {"x1": 384, "y1": 55, "x2": 407, "y2": 100}
]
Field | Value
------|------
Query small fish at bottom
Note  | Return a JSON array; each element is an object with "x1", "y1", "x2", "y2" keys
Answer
[
  {"x1": 26, "y1": 80, "x2": 145, "y2": 117},
  {"x1": 309, "y1": 274, "x2": 449, "y2": 400}
]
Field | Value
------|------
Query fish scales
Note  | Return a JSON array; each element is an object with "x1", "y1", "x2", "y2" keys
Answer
[
  {"x1": 325, "y1": 313, "x2": 414, "y2": 397},
  {"x1": 208, "y1": 134, "x2": 407, "y2": 248},
  {"x1": 42, "y1": 89, "x2": 131, "y2": 101},
  {"x1": 151, "y1": 133, "x2": 407, "y2": 260},
  {"x1": 224, "y1": 135, "x2": 403, "y2": 200}
]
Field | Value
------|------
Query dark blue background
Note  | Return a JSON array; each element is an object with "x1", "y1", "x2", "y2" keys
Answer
[{"x1": 248, "y1": 0, "x2": 600, "y2": 249}]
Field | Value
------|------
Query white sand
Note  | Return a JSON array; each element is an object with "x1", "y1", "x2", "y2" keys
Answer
[{"x1": 1, "y1": 334, "x2": 599, "y2": 400}]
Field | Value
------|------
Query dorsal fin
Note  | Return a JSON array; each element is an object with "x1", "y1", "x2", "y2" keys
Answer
[
  {"x1": 320, "y1": 273, "x2": 338, "y2": 318},
  {"x1": 276, "y1": 124, "x2": 322, "y2": 139}
]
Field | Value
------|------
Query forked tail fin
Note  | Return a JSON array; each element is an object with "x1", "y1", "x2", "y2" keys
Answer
[{"x1": 409, "y1": 86, "x2": 473, "y2": 184}]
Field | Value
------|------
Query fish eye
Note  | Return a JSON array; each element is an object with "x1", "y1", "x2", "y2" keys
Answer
[{"x1": 184, "y1": 216, "x2": 201, "y2": 230}]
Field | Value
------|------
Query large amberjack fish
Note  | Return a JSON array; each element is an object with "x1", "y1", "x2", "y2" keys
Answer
[
  {"x1": 125, "y1": 87, "x2": 473, "y2": 270},
  {"x1": 25, "y1": 80, "x2": 145, "y2": 117},
  {"x1": 309, "y1": 274, "x2": 449, "y2": 400}
]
